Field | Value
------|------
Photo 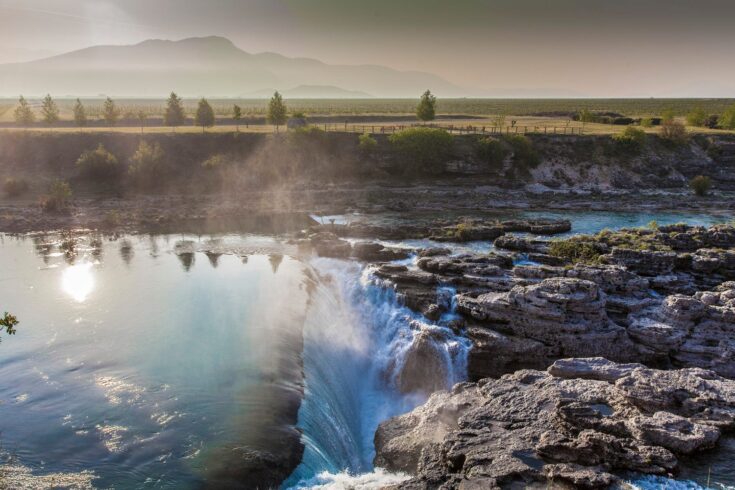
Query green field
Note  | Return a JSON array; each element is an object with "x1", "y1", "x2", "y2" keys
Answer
[{"x1": 1, "y1": 97, "x2": 735, "y2": 120}]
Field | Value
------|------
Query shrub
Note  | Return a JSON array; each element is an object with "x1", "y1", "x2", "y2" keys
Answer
[
  {"x1": 548, "y1": 239, "x2": 602, "y2": 264},
  {"x1": 612, "y1": 126, "x2": 646, "y2": 151},
  {"x1": 719, "y1": 104, "x2": 735, "y2": 130},
  {"x1": 289, "y1": 125, "x2": 327, "y2": 142},
  {"x1": 128, "y1": 141, "x2": 166, "y2": 190},
  {"x1": 639, "y1": 117, "x2": 653, "y2": 128},
  {"x1": 476, "y1": 137, "x2": 507, "y2": 168},
  {"x1": 3, "y1": 177, "x2": 29, "y2": 197},
  {"x1": 40, "y1": 179, "x2": 72, "y2": 212},
  {"x1": 76, "y1": 144, "x2": 120, "y2": 182},
  {"x1": 686, "y1": 107, "x2": 707, "y2": 127},
  {"x1": 389, "y1": 127, "x2": 453, "y2": 172},
  {"x1": 660, "y1": 120, "x2": 688, "y2": 145},
  {"x1": 505, "y1": 134, "x2": 540, "y2": 168},
  {"x1": 1, "y1": 311, "x2": 19, "y2": 342},
  {"x1": 690, "y1": 175, "x2": 712, "y2": 196},
  {"x1": 358, "y1": 133, "x2": 378, "y2": 154}
]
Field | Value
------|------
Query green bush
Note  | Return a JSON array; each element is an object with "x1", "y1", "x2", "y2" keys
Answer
[
  {"x1": 719, "y1": 104, "x2": 735, "y2": 130},
  {"x1": 505, "y1": 134, "x2": 540, "y2": 168},
  {"x1": 476, "y1": 137, "x2": 507, "y2": 168},
  {"x1": 639, "y1": 117, "x2": 653, "y2": 128},
  {"x1": 690, "y1": 175, "x2": 712, "y2": 196},
  {"x1": 612, "y1": 126, "x2": 646, "y2": 151},
  {"x1": 128, "y1": 141, "x2": 167, "y2": 190},
  {"x1": 289, "y1": 125, "x2": 327, "y2": 143},
  {"x1": 76, "y1": 144, "x2": 120, "y2": 182},
  {"x1": 3, "y1": 177, "x2": 29, "y2": 197},
  {"x1": 40, "y1": 179, "x2": 72, "y2": 212},
  {"x1": 548, "y1": 239, "x2": 602, "y2": 264},
  {"x1": 1, "y1": 311, "x2": 19, "y2": 342},
  {"x1": 389, "y1": 127, "x2": 453, "y2": 172},
  {"x1": 358, "y1": 133, "x2": 377, "y2": 154},
  {"x1": 660, "y1": 120, "x2": 688, "y2": 145},
  {"x1": 686, "y1": 107, "x2": 707, "y2": 127}
]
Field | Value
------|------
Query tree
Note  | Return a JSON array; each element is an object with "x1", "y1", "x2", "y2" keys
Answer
[
  {"x1": 102, "y1": 97, "x2": 120, "y2": 126},
  {"x1": 416, "y1": 89, "x2": 436, "y2": 121},
  {"x1": 76, "y1": 144, "x2": 120, "y2": 182},
  {"x1": 40, "y1": 179, "x2": 72, "y2": 212},
  {"x1": 195, "y1": 98, "x2": 215, "y2": 132},
  {"x1": 128, "y1": 141, "x2": 167, "y2": 190},
  {"x1": 1, "y1": 312, "x2": 18, "y2": 343},
  {"x1": 660, "y1": 119, "x2": 687, "y2": 145},
  {"x1": 579, "y1": 109, "x2": 594, "y2": 129},
  {"x1": 233, "y1": 104, "x2": 242, "y2": 132},
  {"x1": 41, "y1": 94, "x2": 60, "y2": 125},
  {"x1": 690, "y1": 175, "x2": 712, "y2": 197},
  {"x1": 686, "y1": 107, "x2": 707, "y2": 127},
  {"x1": 164, "y1": 92, "x2": 186, "y2": 130},
  {"x1": 267, "y1": 91, "x2": 287, "y2": 131},
  {"x1": 14, "y1": 96, "x2": 35, "y2": 127},
  {"x1": 73, "y1": 99, "x2": 87, "y2": 127},
  {"x1": 719, "y1": 104, "x2": 735, "y2": 130},
  {"x1": 137, "y1": 111, "x2": 147, "y2": 134}
]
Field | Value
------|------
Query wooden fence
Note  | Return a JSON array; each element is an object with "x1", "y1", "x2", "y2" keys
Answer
[{"x1": 315, "y1": 122, "x2": 584, "y2": 136}]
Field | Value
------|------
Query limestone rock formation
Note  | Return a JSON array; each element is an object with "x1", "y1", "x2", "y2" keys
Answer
[{"x1": 374, "y1": 358, "x2": 735, "y2": 489}]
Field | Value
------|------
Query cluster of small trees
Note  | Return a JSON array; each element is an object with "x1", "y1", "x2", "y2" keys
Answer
[
  {"x1": 10, "y1": 90, "x2": 291, "y2": 132},
  {"x1": 685, "y1": 105, "x2": 735, "y2": 130},
  {"x1": 11, "y1": 90, "x2": 438, "y2": 131}
]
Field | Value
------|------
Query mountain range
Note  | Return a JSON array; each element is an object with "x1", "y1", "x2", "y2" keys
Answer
[{"x1": 0, "y1": 36, "x2": 464, "y2": 98}]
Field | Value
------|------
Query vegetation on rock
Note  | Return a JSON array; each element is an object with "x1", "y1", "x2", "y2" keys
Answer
[
  {"x1": 690, "y1": 175, "x2": 712, "y2": 196},
  {"x1": 389, "y1": 127, "x2": 453, "y2": 173},
  {"x1": 76, "y1": 144, "x2": 121, "y2": 182},
  {"x1": 128, "y1": 141, "x2": 167, "y2": 189},
  {"x1": 40, "y1": 179, "x2": 72, "y2": 212}
]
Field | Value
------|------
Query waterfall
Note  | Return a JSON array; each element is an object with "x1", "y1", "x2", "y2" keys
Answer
[{"x1": 284, "y1": 258, "x2": 470, "y2": 488}]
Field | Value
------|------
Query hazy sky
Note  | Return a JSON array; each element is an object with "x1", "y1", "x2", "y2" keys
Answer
[{"x1": 1, "y1": 0, "x2": 734, "y2": 96}]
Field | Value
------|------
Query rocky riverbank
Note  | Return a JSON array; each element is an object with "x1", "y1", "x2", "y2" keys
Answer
[
  {"x1": 300, "y1": 222, "x2": 735, "y2": 487},
  {"x1": 374, "y1": 358, "x2": 735, "y2": 489}
]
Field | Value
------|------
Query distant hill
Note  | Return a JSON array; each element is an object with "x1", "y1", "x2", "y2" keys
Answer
[
  {"x1": 247, "y1": 85, "x2": 373, "y2": 98},
  {"x1": 0, "y1": 36, "x2": 464, "y2": 98}
]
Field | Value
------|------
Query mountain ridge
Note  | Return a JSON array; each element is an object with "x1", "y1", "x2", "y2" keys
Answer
[{"x1": 0, "y1": 36, "x2": 465, "y2": 98}]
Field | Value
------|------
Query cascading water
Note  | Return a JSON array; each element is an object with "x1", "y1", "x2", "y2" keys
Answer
[{"x1": 284, "y1": 257, "x2": 470, "y2": 488}]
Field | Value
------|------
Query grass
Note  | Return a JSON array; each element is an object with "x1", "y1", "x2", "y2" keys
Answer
[{"x1": 3, "y1": 97, "x2": 735, "y2": 119}]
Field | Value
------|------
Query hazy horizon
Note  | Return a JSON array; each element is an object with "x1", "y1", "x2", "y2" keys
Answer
[{"x1": 1, "y1": 0, "x2": 735, "y2": 97}]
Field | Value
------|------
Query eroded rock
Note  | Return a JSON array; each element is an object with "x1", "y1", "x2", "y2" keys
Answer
[{"x1": 374, "y1": 358, "x2": 735, "y2": 488}]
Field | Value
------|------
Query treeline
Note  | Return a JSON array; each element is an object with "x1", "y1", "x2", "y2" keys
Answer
[
  {"x1": 575, "y1": 106, "x2": 735, "y2": 130},
  {"x1": 9, "y1": 90, "x2": 440, "y2": 131}
]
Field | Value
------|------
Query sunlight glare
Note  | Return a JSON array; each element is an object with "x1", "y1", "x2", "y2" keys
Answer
[{"x1": 62, "y1": 262, "x2": 95, "y2": 303}]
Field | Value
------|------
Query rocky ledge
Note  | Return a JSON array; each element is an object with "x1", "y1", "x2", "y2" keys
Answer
[
  {"x1": 368, "y1": 224, "x2": 735, "y2": 381},
  {"x1": 374, "y1": 357, "x2": 735, "y2": 489}
]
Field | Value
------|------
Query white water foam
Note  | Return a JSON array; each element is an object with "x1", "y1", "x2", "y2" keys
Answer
[
  {"x1": 283, "y1": 257, "x2": 470, "y2": 488},
  {"x1": 288, "y1": 468, "x2": 410, "y2": 489},
  {"x1": 627, "y1": 475, "x2": 735, "y2": 490}
]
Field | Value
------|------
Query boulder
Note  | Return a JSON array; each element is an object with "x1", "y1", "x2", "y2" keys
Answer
[
  {"x1": 603, "y1": 248, "x2": 677, "y2": 276},
  {"x1": 374, "y1": 359, "x2": 735, "y2": 488},
  {"x1": 627, "y1": 284, "x2": 735, "y2": 378}
]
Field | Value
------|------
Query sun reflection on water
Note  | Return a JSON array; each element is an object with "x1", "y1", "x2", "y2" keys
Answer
[{"x1": 61, "y1": 262, "x2": 95, "y2": 302}]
